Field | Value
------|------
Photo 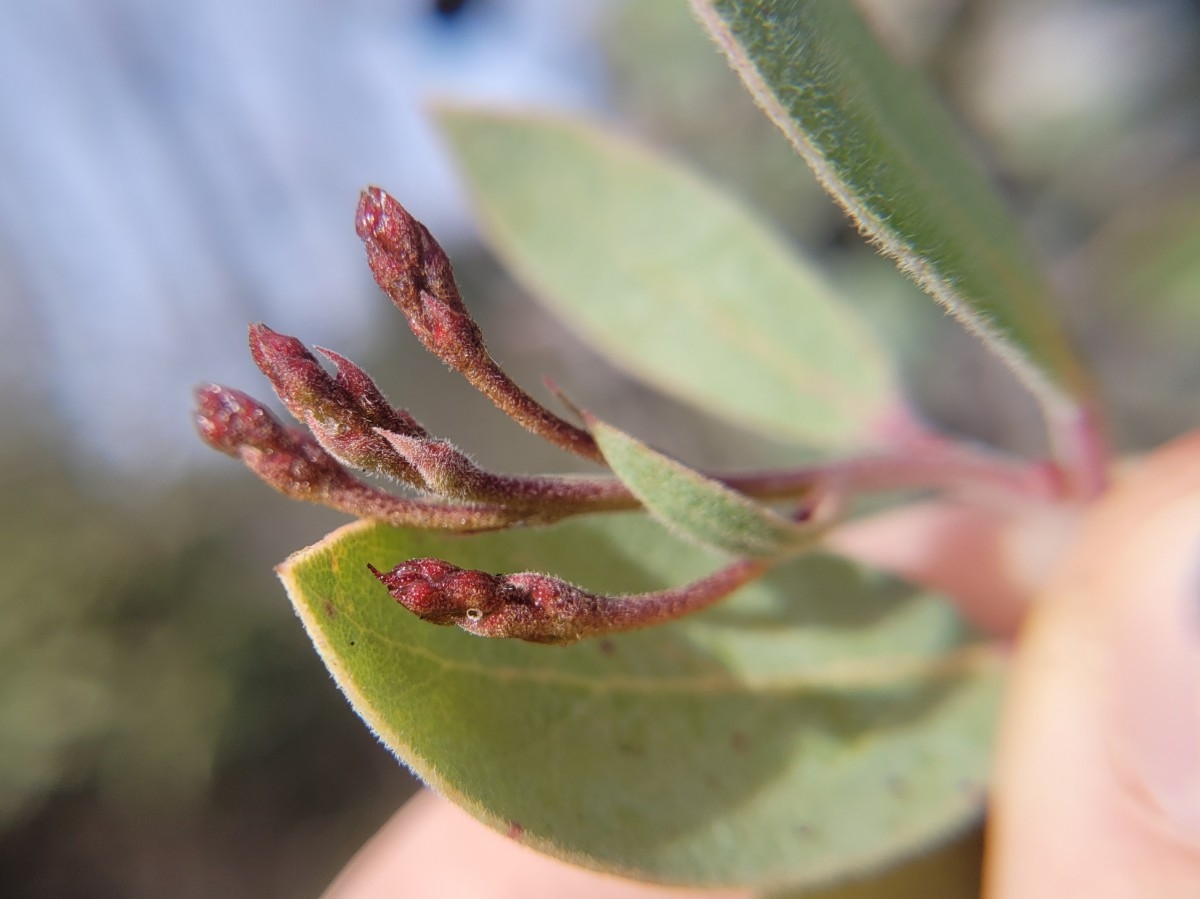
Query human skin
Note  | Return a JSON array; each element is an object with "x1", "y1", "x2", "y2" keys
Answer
[
  {"x1": 325, "y1": 432, "x2": 1200, "y2": 898},
  {"x1": 983, "y1": 431, "x2": 1200, "y2": 898}
]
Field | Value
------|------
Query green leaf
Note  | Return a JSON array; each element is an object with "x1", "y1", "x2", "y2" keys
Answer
[
  {"x1": 436, "y1": 107, "x2": 898, "y2": 450},
  {"x1": 689, "y1": 0, "x2": 1091, "y2": 418},
  {"x1": 280, "y1": 514, "x2": 1002, "y2": 889},
  {"x1": 587, "y1": 413, "x2": 815, "y2": 557}
]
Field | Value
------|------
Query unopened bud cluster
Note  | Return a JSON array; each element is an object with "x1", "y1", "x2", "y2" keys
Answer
[
  {"x1": 195, "y1": 188, "x2": 659, "y2": 539},
  {"x1": 194, "y1": 187, "x2": 1039, "y2": 641}
]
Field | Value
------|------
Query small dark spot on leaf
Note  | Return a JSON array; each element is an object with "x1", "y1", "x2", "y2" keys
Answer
[
  {"x1": 599, "y1": 639, "x2": 616, "y2": 656},
  {"x1": 617, "y1": 742, "x2": 645, "y2": 756},
  {"x1": 349, "y1": 640, "x2": 356, "y2": 647},
  {"x1": 506, "y1": 821, "x2": 524, "y2": 841},
  {"x1": 730, "y1": 731, "x2": 749, "y2": 753},
  {"x1": 323, "y1": 599, "x2": 337, "y2": 618}
]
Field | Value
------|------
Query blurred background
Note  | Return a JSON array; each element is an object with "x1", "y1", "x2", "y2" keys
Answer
[{"x1": 1, "y1": 0, "x2": 1197, "y2": 895}]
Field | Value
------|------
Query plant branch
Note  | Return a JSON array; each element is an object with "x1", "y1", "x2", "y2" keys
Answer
[
  {"x1": 249, "y1": 323, "x2": 430, "y2": 485},
  {"x1": 384, "y1": 425, "x2": 1057, "y2": 508},
  {"x1": 375, "y1": 429, "x2": 637, "y2": 512},
  {"x1": 203, "y1": 188, "x2": 1066, "y2": 536},
  {"x1": 356, "y1": 187, "x2": 604, "y2": 464},
  {"x1": 194, "y1": 384, "x2": 529, "y2": 531},
  {"x1": 369, "y1": 554, "x2": 770, "y2": 644}
]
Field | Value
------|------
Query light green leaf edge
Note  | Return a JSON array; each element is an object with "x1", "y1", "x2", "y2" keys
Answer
[
  {"x1": 435, "y1": 106, "x2": 901, "y2": 450},
  {"x1": 587, "y1": 412, "x2": 816, "y2": 557},
  {"x1": 689, "y1": 0, "x2": 1092, "y2": 424},
  {"x1": 278, "y1": 513, "x2": 1003, "y2": 889}
]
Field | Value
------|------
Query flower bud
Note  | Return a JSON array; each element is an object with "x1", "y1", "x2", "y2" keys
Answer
[
  {"x1": 369, "y1": 559, "x2": 583, "y2": 643},
  {"x1": 315, "y1": 346, "x2": 428, "y2": 438},
  {"x1": 355, "y1": 187, "x2": 487, "y2": 370},
  {"x1": 248, "y1": 323, "x2": 424, "y2": 483},
  {"x1": 193, "y1": 383, "x2": 351, "y2": 501},
  {"x1": 356, "y1": 186, "x2": 602, "y2": 463},
  {"x1": 370, "y1": 551, "x2": 766, "y2": 645},
  {"x1": 375, "y1": 430, "x2": 488, "y2": 499},
  {"x1": 195, "y1": 384, "x2": 522, "y2": 531}
]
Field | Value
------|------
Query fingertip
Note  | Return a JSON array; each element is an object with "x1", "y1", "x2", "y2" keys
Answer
[
  {"x1": 323, "y1": 790, "x2": 749, "y2": 899},
  {"x1": 986, "y1": 431, "x2": 1200, "y2": 898}
]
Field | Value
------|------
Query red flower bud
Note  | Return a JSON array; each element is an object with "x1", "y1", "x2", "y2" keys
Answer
[
  {"x1": 369, "y1": 554, "x2": 766, "y2": 644},
  {"x1": 356, "y1": 186, "x2": 602, "y2": 462},
  {"x1": 356, "y1": 187, "x2": 487, "y2": 369},
  {"x1": 194, "y1": 384, "x2": 523, "y2": 531},
  {"x1": 248, "y1": 323, "x2": 425, "y2": 483},
  {"x1": 193, "y1": 383, "x2": 351, "y2": 501},
  {"x1": 315, "y1": 346, "x2": 428, "y2": 438}
]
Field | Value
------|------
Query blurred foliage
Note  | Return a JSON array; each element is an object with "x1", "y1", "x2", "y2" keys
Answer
[
  {"x1": 600, "y1": 0, "x2": 1047, "y2": 457},
  {"x1": 0, "y1": 419, "x2": 416, "y2": 896},
  {"x1": 602, "y1": 0, "x2": 841, "y2": 242},
  {"x1": 604, "y1": 0, "x2": 1200, "y2": 458},
  {"x1": 1062, "y1": 167, "x2": 1200, "y2": 451}
]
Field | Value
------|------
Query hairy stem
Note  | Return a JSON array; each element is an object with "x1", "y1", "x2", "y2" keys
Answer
[
  {"x1": 385, "y1": 425, "x2": 1056, "y2": 509},
  {"x1": 194, "y1": 384, "x2": 530, "y2": 531},
  {"x1": 370, "y1": 554, "x2": 771, "y2": 644},
  {"x1": 356, "y1": 186, "x2": 604, "y2": 464}
]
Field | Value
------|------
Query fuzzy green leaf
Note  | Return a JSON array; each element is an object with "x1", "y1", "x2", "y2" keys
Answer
[
  {"x1": 280, "y1": 514, "x2": 1001, "y2": 889},
  {"x1": 690, "y1": 0, "x2": 1091, "y2": 420},
  {"x1": 436, "y1": 107, "x2": 899, "y2": 450},
  {"x1": 587, "y1": 413, "x2": 815, "y2": 557}
]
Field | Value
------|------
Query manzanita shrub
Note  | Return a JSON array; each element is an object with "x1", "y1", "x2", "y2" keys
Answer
[{"x1": 195, "y1": 2, "x2": 1112, "y2": 893}]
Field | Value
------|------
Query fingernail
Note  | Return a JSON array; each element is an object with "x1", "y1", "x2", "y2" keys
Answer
[{"x1": 1107, "y1": 494, "x2": 1200, "y2": 835}]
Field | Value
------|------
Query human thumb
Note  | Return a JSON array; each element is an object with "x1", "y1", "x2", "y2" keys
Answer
[{"x1": 986, "y1": 431, "x2": 1200, "y2": 898}]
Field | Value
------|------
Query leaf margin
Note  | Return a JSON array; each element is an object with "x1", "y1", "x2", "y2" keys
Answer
[
  {"x1": 586, "y1": 411, "x2": 818, "y2": 558},
  {"x1": 433, "y1": 102, "x2": 903, "y2": 451},
  {"x1": 277, "y1": 516, "x2": 1005, "y2": 888},
  {"x1": 686, "y1": 0, "x2": 1096, "y2": 433}
]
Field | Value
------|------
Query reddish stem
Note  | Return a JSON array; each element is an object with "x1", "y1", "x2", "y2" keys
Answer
[
  {"x1": 193, "y1": 384, "x2": 528, "y2": 531},
  {"x1": 370, "y1": 555, "x2": 770, "y2": 644},
  {"x1": 383, "y1": 425, "x2": 1056, "y2": 508},
  {"x1": 1047, "y1": 401, "x2": 1110, "y2": 500},
  {"x1": 356, "y1": 186, "x2": 603, "y2": 464}
]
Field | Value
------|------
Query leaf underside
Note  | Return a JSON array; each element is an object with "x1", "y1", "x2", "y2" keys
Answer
[
  {"x1": 690, "y1": 0, "x2": 1089, "y2": 416},
  {"x1": 436, "y1": 107, "x2": 898, "y2": 450},
  {"x1": 588, "y1": 413, "x2": 816, "y2": 557},
  {"x1": 280, "y1": 515, "x2": 1001, "y2": 889}
]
